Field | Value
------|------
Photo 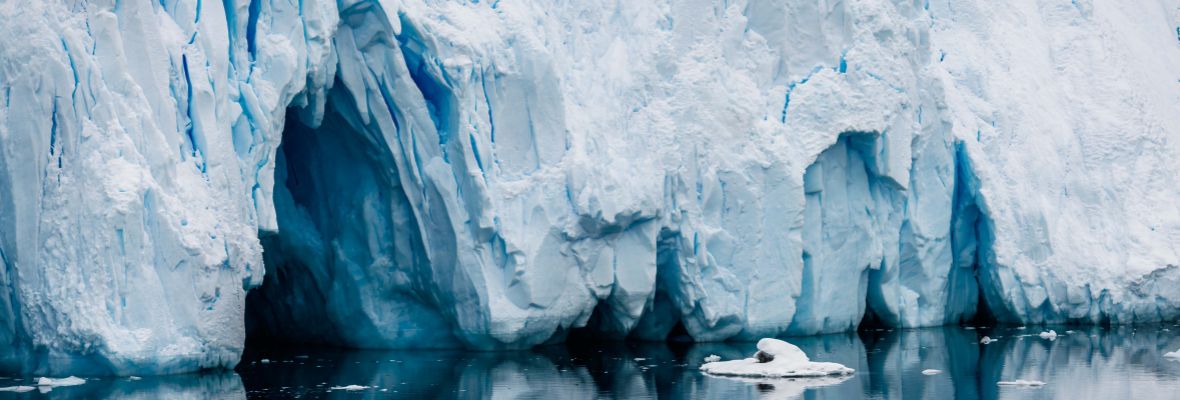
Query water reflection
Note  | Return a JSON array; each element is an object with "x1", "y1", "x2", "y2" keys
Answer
[
  {"x1": 230, "y1": 325, "x2": 1180, "y2": 399},
  {"x1": 4, "y1": 325, "x2": 1180, "y2": 399},
  {"x1": 0, "y1": 373, "x2": 243, "y2": 399}
]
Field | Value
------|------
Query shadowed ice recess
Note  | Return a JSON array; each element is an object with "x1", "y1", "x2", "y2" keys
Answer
[{"x1": 1, "y1": 0, "x2": 1179, "y2": 375}]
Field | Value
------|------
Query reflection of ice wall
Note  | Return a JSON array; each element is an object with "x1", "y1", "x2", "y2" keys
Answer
[{"x1": 1, "y1": 0, "x2": 1178, "y2": 375}]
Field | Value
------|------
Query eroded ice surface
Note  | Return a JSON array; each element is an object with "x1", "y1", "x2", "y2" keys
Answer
[{"x1": 1, "y1": 0, "x2": 1178, "y2": 374}]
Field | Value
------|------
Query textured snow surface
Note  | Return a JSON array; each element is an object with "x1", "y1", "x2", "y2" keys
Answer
[
  {"x1": 1, "y1": 0, "x2": 1179, "y2": 375},
  {"x1": 699, "y1": 338, "x2": 854, "y2": 378}
]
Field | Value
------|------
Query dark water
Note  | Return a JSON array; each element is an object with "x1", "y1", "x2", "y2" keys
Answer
[{"x1": 4, "y1": 325, "x2": 1180, "y2": 399}]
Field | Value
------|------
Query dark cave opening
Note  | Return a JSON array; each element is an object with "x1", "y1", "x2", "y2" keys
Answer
[{"x1": 242, "y1": 78, "x2": 450, "y2": 351}]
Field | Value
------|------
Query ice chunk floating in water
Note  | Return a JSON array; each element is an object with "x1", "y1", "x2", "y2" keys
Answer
[
  {"x1": 997, "y1": 380, "x2": 1047, "y2": 387},
  {"x1": 700, "y1": 339, "x2": 854, "y2": 378},
  {"x1": 329, "y1": 385, "x2": 370, "y2": 391},
  {"x1": 35, "y1": 377, "x2": 85, "y2": 387},
  {"x1": 0, "y1": 0, "x2": 1178, "y2": 376},
  {"x1": 0, "y1": 386, "x2": 34, "y2": 393}
]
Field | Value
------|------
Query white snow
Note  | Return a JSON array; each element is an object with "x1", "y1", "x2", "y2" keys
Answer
[
  {"x1": 922, "y1": 369, "x2": 943, "y2": 375},
  {"x1": 1038, "y1": 331, "x2": 1058, "y2": 341},
  {"x1": 700, "y1": 338, "x2": 854, "y2": 378},
  {"x1": 998, "y1": 380, "x2": 1047, "y2": 387}
]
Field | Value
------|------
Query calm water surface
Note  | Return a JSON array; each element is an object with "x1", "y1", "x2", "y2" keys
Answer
[{"x1": 4, "y1": 325, "x2": 1180, "y2": 399}]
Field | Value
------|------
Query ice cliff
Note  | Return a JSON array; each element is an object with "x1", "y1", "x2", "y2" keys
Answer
[{"x1": 0, "y1": 0, "x2": 1178, "y2": 375}]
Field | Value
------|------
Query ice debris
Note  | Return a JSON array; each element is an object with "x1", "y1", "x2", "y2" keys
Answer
[
  {"x1": 36, "y1": 377, "x2": 85, "y2": 387},
  {"x1": 0, "y1": 386, "x2": 35, "y2": 392},
  {"x1": 1038, "y1": 330, "x2": 1058, "y2": 341},
  {"x1": 998, "y1": 380, "x2": 1046, "y2": 387},
  {"x1": 700, "y1": 338, "x2": 854, "y2": 378},
  {"x1": 329, "y1": 385, "x2": 370, "y2": 391}
]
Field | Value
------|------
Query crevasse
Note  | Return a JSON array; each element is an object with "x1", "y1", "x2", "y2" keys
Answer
[{"x1": 1, "y1": 0, "x2": 1178, "y2": 375}]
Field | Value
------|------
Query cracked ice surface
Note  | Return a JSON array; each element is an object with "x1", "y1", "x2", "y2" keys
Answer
[{"x1": 0, "y1": 0, "x2": 1178, "y2": 375}]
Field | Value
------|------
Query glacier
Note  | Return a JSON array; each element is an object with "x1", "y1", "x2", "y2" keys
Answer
[{"x1": 0, "y1": 0, "x2": 1179, "y2": 375}]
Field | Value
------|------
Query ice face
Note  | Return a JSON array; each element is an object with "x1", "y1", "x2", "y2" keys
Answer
[{"x1": 1, "y1": 0, "x2": 1178, "y2": 375}]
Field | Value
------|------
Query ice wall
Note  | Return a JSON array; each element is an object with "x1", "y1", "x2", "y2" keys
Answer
[
  {"x1": 931, "y1": 0, "x2": 1180, "y2": 323},
  {"x1": 1, "y1": 0, "x2": 1178, "y2": 375}
]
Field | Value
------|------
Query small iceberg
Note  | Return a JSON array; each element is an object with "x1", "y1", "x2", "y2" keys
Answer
[
  {"x1": 998, "y1": 379, "x2": 1046, "y2": 387},
  {"x1": 329, "y1": 385, "x2": 370, "y2": 391},
  {"x1": 980, "y1": 336, "x2": 997, "y2": 344},
  {"x1": 922, "y1": 369, "x2": 943, "y2": 375},
  {"x1": 700, "y1": 338, "x2": 854, "y2": 378},
  {"x1": 1164, "y1": 349, "x2": 1180, "y2": 359},
  {"x1": 704, "y1": 354, "x2": 721, "y2": 363},
  {"x1": 36, "y1": 376, "x2": 85, "y2": 387},
  {"x1": 1038, "y1": 330, "x2": 1058, "y2": 341}
]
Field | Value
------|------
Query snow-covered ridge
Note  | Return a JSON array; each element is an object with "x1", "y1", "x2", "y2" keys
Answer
[{"x1": 1, "y1": 0, "x2": 1178, "y2": 375}]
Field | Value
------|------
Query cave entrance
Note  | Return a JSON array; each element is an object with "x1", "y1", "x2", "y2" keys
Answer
[
  {"x1": 566, "y1": 228, "x2": 688, "y2": 345},
  {"x1": 243, "y1": 82, "x2": 453, "y2": 349}
]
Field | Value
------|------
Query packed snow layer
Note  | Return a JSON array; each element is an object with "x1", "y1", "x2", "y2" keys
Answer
[
  {"x1": 700, "y1": 338, "x2": 854, "y2": 378},
  {"x1": 0, "y1": 0, "x2": 1178, "y2": 375}
]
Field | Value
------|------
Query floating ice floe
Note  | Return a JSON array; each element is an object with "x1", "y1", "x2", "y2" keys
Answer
[
  {"x1": 329, "y1": 385, "x2": 370, "y2": 391},
  {"x1": 922, "y1": 369, "x2": 943, "y2": 375},
  {"x1": 1038, "y1": 330, "x2": 1058, "y2": 341},
  {"x1": 700, "y1": 338, "x2": 854, "y2": 378},
  {"x1": 998, "y1": 380, "x2": 1046, "y2": 387},
  {"x1": 1164, "y1": 350, "x2": 1180, "y2": 359},
  {"x1": 36, "y1": 377, "x2": 85, "y2": 387},
  {"x1": 704, "y1": 355, "x2": 722, "y2": 363},
  {"x1": 980, "y1": 336, "x2": 997, "y2": 344},
  {"x1": 0, "y1": 386, "x2": 35, "y2": 392}
]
